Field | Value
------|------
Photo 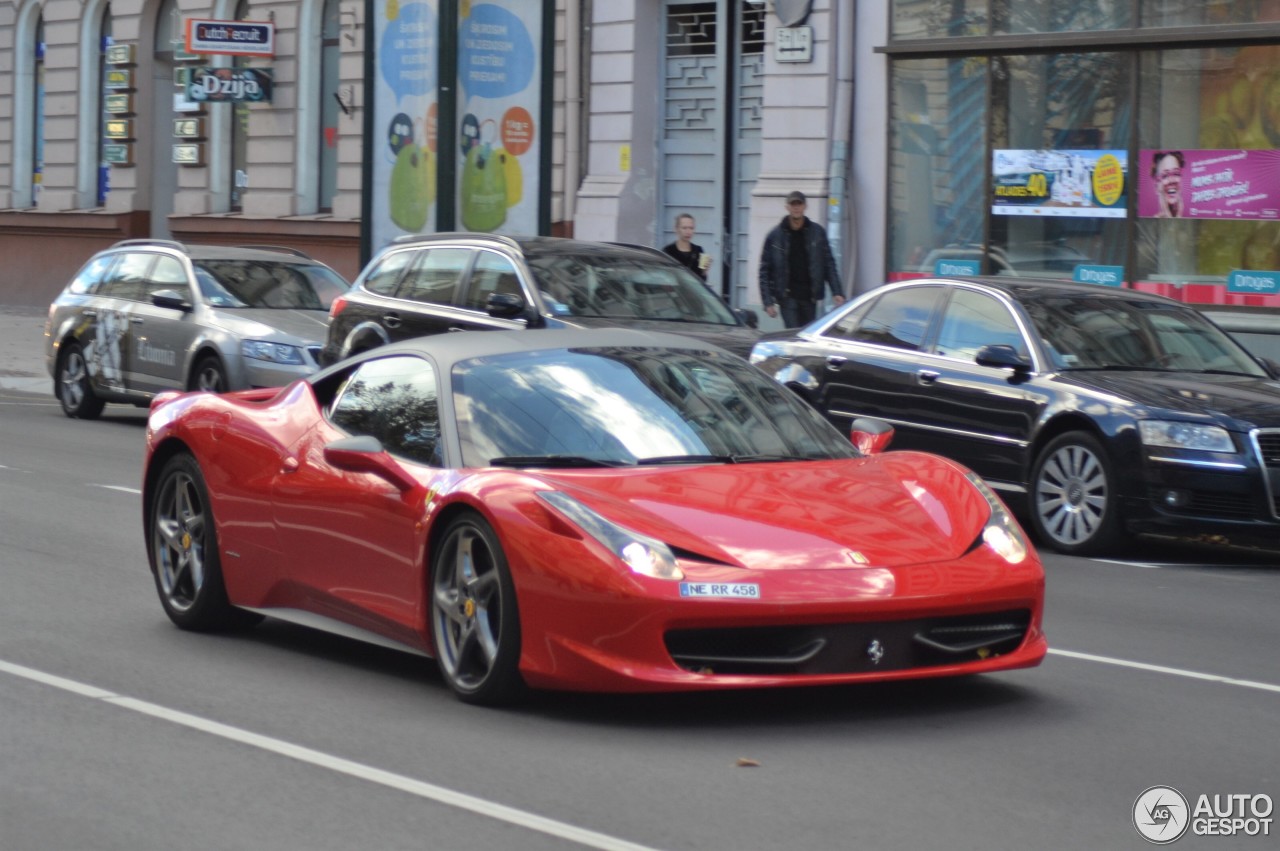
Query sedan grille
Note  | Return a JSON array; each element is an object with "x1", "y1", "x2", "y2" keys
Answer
[
  {"x1": 306, "y1": 345, "x2": 323, "y2": 364},
  {"x1": 664, "y1": 610, "x2": 1032, "y2": 675},
  {"x1": 1253, "y1": 430, "x2": 1280, "y2": 519}
]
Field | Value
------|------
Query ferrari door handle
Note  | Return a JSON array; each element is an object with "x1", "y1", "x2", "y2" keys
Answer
[
  {"x1": 382, "y1": 313, "x2": 402, "y2": 329},
  {"x1": 916, "y1": 369, "x2": 940, "y2": 385},
  {"x1": 825, "y1": 355, "x2": 847, "y2": 369},
  {"x1": 281, "y1": 456, "x2": 299, "y2": 474},
  {"x1": 448, "y1": 326, "x2": 468, "y2": 332}
]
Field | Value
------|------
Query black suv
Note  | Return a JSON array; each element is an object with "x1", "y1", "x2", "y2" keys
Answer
[{"x1": 321, "y1": 234, "x2": 761, "y2": 365}]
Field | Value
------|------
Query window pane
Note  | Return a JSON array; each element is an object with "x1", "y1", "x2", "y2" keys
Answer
[
  {"x1": 892, "y1": 1, "x2": 988, "y2": 39},
  {"x1": 934, "y1": 290, "x2": 1028, "y2": 361},
  {"x1": 850, "y1": 286, "x2": 942, "y2": 351},
  {"x1": 330, "y1": 355, "x2": 442, "y2": 466},
  {"x1": 397, "y1": 248, "x2": 471, "y2": 305},
  {"x1": 463, "y1": 251, "x2": 523, "y2": 311},
  {"x1": 1142, "y1": 0, "x2": 1280, "y2": 27},
  {"x1": 888, "y1": 58, "x2": 988, "y2": 278},
  {"x1": 1136, "y1": 46, "x2": 1280, "y2": 307},
  {"x1": 989, "y1": 52, "x2": 1131, "y2": 279},
  {"x1": 363, "y1": 249, "x2": 416, "y2": 295},
  {"x1": 992, "y1": 1, "x2": 1130, "y2": 33}
]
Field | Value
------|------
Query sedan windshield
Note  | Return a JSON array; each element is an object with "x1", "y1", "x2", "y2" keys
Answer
[
  {"x1": 194, "y1": 260, "x2": 349, "y2": 310},
  {"x1": 452, "y1": 346, "x2": 858, "y2": 468},
  {"x1": 1023, "y1": 296, "x2": 1268, "y2": 376},
  {"x1": 523, "y1": 252, "x2": 740, "y2": 325}
]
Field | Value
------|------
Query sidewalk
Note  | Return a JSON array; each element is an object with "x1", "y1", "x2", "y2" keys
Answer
[{"x1": 0, "y1": 305, "x2": 54, "y2": 396}]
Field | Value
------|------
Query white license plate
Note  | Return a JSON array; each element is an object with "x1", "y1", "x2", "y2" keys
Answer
[{"x1": 679, "y1": 582, "x2": 760, "y2": 599}]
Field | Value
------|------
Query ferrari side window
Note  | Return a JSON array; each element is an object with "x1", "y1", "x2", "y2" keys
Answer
[{"x1": 328, "y1": 355, "x2": 443, "y2": 466}]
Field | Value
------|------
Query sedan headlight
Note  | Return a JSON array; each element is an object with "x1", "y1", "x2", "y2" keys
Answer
[
  {"x1": 965, "y1": 472, "x2": 1029, "y2": 565},
  {"x1": 1138, "y1": 421, "x2": 1234, "y2": 453},
  {"x1": 536, "y1": 491, "x2": 684, "y2": 580},
  {"x1": 242, "y1": 340, "x2": 306, "y2": 365}
]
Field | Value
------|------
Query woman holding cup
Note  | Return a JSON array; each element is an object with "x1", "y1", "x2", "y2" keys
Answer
[{"x1": 663, "y1": 213, "x2": 713, "y2": 282}]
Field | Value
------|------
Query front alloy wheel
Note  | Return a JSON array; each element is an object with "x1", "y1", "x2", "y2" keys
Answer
[
  {"x1": 430, "y1": 513, "x2": 523, "y2": 705},
  {"x1": 1030, "y1": 431, "x2": 1121, "y2": 556}
]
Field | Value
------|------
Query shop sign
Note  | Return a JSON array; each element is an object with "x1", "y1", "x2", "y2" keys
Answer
[
  {"x1": 104, "y1": 119, "x2": 133, "y2": 140},
  {"x1": 775, "y1": 27, "x2": 813, "y2": 63},
  {"x1": 105, "y1": 44, "x2": 135, "y2": 65},
  {"x1": 992, "y1": 149, "x2": 1128, "y2": 218},
  {"x1": 1139, "y1": 149, "x2": 1280, "y2": 220},
  {"x1": 185, "y1": 19, "x2": 274, "y2": 57},
  {"x1": 173, "y1": 144, "x2": 205, "y2": 165},
  {"x1": 103, "y1": 144, "x2": 134, "y2": 166},
  {"x1": 173, "y1": 118, "x2": 205, "y2": 139},
  {"x1": 933, "y1": 259, "x2": 980, "y2": 276},
  {"x1": 186, "y1": 67, "x2": 273, "y2": 103},
  {"x1": 1228, "y1": 270, "x2": 1280, "y2": 295},
  {"x1": 1073, "y1": 265, "x2": 1126, "y2": 287},
  {"x1": 104, "y1": 94, "x2": 134, "y2": 115},
  {"x1": 104, "y1": 68, "x2": 133, "y2": 90}
]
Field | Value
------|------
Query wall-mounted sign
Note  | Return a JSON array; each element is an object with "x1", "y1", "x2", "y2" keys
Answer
[
  {"x1": 185, "y1": 19, "x2": 275, "y2": 57},
  {"x1": 104, "y1": 93, "x2": 135, "y2": 114},
  {"x1": 104, "y1": 119, "x2": 133, "y2": 140},
  {"x1": 105, "y1": 44, "x2": 135, "y2": 65},
  {"x1": 171, "y1": 38, "x2": 202, "y2": 62},
  {"x1": 173, "y1": 144, "x2": 205, "y2": 165},
  {"x1": 992, "y1": 149, "x2": 1128, "y2": 218},
  {"x1": 103, "y1": 144, "x2": 134, "y2": 166},
  {"x1": 104, "y1": 68, "x2": 134, "y2": 90},
  {"x1": 174, "y1": 67, "x2": 191, "y2": 87},
  {"x1": 775, "y1": 26, "x2": 813, "y2": 63},
  {"x1": 173, "y1": 117, "x2": 205, "y2": 139},
  {"x1": 186, "y1": 67, "x2": 273, "y2": 103}
]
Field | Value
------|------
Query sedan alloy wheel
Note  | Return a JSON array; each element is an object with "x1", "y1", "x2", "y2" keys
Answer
[{"x1": 1031, "y1": 431, "x2": 1121, "y2": 556}]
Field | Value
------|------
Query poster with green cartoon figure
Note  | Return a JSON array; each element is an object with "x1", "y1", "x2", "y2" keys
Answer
[
  {"x1": 372, "y1": 0, "x2": 438, "y2": 247},
  {"x1": 456, "y1": 1, "x2": 540, "y2": 235}
]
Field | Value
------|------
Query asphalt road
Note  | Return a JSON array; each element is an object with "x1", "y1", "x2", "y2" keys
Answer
[{"x1": 2, "y1": 387, "x2": 1278, "y2": 851}]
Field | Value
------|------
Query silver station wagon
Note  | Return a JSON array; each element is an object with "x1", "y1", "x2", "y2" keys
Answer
[{"x1": 45, "y1": 240, "x2": 350, "y2": 419}]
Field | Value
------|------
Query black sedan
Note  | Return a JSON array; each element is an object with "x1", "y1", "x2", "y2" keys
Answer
[{"x1": 749, "y1": 277, "x2": 1280, "y2": 556}]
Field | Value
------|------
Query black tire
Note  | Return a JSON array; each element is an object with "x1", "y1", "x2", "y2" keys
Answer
[
  {"x1": 56, "y1": 341, "x2": 106, "y2": 419},
  {"x1": 430, "y1": 512, "x2": 524, "y2": 705},
  {"x1": 191, "y1": 356, "x2": 227, "y2": 393},
  {"x1": 1029, "y1": 431, "x2": 1122, "y2": 556},
  {"x1": 148, "y1": 453, "x2": 261, "y2": 631}
]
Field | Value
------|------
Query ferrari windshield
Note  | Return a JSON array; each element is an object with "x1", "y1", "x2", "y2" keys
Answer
[
  {"x1": 452, "y1": 346, "x2": 858, "y2": 468},
  {"x1": 1023, "y1": 296, "x2": 1267, "y2": 375},
  {"x1": 194, "y1": 260, "x2": 349, "y2": 310},
  {"x1": 522, "y1": 251, "x2": 740, "y2": 326}
]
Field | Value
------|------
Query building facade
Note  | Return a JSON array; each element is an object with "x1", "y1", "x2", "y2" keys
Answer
[{"x1": 3, "y1": 1, "x2": 1279, "y2": 317}]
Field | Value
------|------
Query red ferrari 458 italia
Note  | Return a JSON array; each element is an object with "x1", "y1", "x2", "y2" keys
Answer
[{"x1": 143, "y1": 328, "x2": 1046, "y2": 704}]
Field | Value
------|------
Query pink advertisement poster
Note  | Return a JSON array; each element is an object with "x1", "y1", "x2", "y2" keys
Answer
[{"x1": 1138, "y1": 149, "x2": 1280, "y2": 219}]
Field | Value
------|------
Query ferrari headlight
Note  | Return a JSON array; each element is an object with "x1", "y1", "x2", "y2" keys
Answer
[
  {"x1": 536, "y1": 491, "x2": 684, "y2": 580},
  {"x1": 241, "y1": 340, "x2": 305, "y2": 365},
  {"x1": 964, "y1": 472, "x2": 1028, "y2": 565},
  {"x1": 1139, "y1": 420, "x2": 1234, "y2": 453}
]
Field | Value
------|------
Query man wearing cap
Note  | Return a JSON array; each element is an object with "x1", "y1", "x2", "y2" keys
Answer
[{"x1": 758, "y1": 190, "x2": 844, "y2": 327}]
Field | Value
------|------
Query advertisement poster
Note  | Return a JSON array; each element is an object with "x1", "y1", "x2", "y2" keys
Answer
[
  {"x1": 991, "y1": 149, "x2": 1127, "y2": 218},
  {"x1": 371, "y1": 0, "x2": 438, "y2": 249},
  {"x1": 1138, "y1": 149, "x2": 1280, "y2": 220},
  {"x1": 455, "y1": 1, "x2": 539, "y2": 235}
]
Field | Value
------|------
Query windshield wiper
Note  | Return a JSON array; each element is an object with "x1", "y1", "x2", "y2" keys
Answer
[
  {"x1": 488, "y1": 455, "x2": 630, "y2": 469},
  {"x1": 635, "y1": 453, "x2": 805, "y2": 465}
]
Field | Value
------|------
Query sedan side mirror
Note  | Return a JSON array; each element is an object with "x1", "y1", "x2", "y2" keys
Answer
[
  {"x1": 735, "y1": 308, "x2": 760, "y2": 330},
  {"x1": 151, "y1": 289, "x2": 193, "y2": 312},
  {"x1": 487, "y1": 291, "x2": 528, "y2": 319},
  {"x1": 976, "y1": 344, "x2": 1031, "y2": 373},
  {"x1": 850, "y1": 417, "x2": 894, "y2": 455}
]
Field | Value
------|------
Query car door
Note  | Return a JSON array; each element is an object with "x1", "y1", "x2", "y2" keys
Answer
[
  {"x1": 450, "y1": 248, "x2": 532, "y2": 332},
  {"x1": 126, "y1": 253, "x2": 201, "y2": 393},
  {"x1": 271, "y1": 354, "x2": 446, "y2": 641},
  {"x1": 815, "y1": 284, "x2": 946, "y2": 448},
  {"x1": 384, "y1": 247, "x2": 475, "y2": 341},
  {"x1": 911, "y1": 286, "x2": 1048, "y2": 488},
  {"x1": 89, "y1": 251, "x2": 155, "y2": 395}
]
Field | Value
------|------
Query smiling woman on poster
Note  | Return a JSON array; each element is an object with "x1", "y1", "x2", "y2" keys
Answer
[{"x1": 1151, "y1": 151, "x2": 1185, "y2": 218}]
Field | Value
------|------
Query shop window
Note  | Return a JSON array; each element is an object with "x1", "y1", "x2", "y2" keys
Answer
[
  {"x1": 887, "y1": 58, "x2": 989, "y2": 278},
  {"x1": 1142, "y1": 0, "x2": 1280, "y2": 27},
  {"x1": 1136, "y1": 46, "x2": 1280, "y2": 306},
  {"x1": 892, "y1": 1, "x2": 1130, "y2": 38}
]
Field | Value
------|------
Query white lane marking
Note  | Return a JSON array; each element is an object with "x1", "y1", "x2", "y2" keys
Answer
[
  {"x1": 89, "y1": 484, "x2": 142, "y2": 494},
  {"x1": 1093, "y1": 559, "x2": 1165, "y2": 569},
  {"x1": 0, "y1": 659, "x2": 660, "y2": 851},
  {"x1": 1049, "y1": 648, "x2": 1280, "y2": 694}
]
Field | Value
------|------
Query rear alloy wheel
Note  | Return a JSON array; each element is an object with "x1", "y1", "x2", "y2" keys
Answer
[
  {"x1": 430, "y1": 513, "x2": 524, "y2": 705},
  {"x1": 192, "y1": 356, "x2": 227, "y2": 393},
  {"x1": 149, "y1": 453, "x2": 260, "y2": 631},
  {"x1": 56, "y1": 342, "x2": 105, "y2": 419},
  {"x1": 1030, "y1": 431, "x2": 1122, "y2": 556}
]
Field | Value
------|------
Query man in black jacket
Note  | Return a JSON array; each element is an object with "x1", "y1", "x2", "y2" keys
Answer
[{"x1": 758, "y1": 191, "x2": 844, "y2": 327}]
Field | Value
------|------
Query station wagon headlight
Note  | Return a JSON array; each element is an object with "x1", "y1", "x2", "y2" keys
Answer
[
  {"x1": 537, "y1": 491, "x2": 684, "y2": 580},
  {"x1": 1138, "y1": 421, "x2": 1234, "y2": 453},
  {"x1": 242, "y1": 340, "x2": 306, "y2": 365},
  {"x1": 964, "y1": 472, "x2": 1028, "y2": 565}
]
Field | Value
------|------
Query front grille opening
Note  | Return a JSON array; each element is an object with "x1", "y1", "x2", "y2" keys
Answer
[{"x1": 665, "y1": 609, "x2": 1032, "y2": 675}]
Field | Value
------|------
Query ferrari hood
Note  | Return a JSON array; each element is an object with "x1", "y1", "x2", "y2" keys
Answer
[{"x1": 537, "y1": 453, "x2": 995, "y2": 569}]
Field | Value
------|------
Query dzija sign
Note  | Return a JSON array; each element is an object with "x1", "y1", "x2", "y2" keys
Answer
[{"x1": 186, "y1": 67, "x2": 274, "y2": 103}]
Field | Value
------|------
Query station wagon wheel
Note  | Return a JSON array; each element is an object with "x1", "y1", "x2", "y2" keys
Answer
[
  {"x1": 430, "y1": 512, "x2": 524, "y2": 705},
  {"x1": 56, "y1": 341, "x2": 106, "y2": 420},
  {"x1": 1029, "y1": 431, "x2": 1122, "y2": 556},
  {"x1": 149, "y1": 453, "x2": 260, "y2": 631},
  {"x1": 192, "y1": 355, "x2": 227, "y2": 393}
]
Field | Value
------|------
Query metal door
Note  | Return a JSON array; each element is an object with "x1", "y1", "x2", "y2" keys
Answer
[{"x1": 660, "y1": 1, "x2": 764, "y2": 308}]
